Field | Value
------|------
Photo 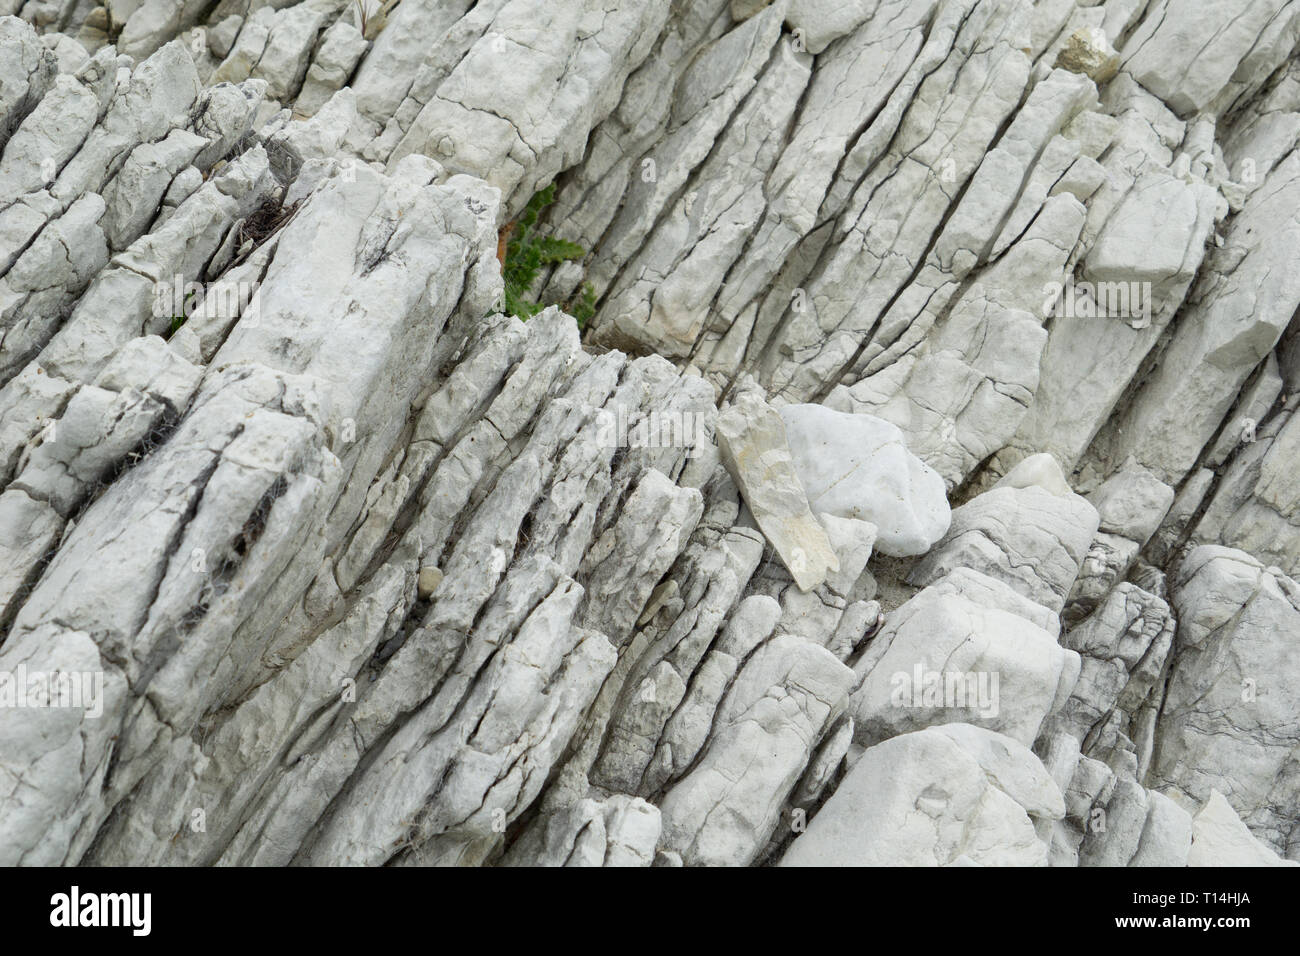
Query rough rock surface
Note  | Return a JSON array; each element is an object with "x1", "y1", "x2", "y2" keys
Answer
[{"x1": 0, "y1": 0, "x2": 1298, "y2": 867}]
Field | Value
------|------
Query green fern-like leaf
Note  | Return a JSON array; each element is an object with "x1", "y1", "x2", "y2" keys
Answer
[
  {"x1": 533, "y1": 236, "x2": 585, "y2": 264},
  {"x1": 500, "y1": 185, "x2": 589, "y2": 322}
]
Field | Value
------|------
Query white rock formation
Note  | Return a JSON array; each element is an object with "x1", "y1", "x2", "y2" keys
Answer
[
  {"x1": 780, "y1": 725, "x2": 1064, "y2": 867},
  {"x1": 0, "y1": 0, "x2": 1297, "y2": 868},
  {"x1": 1187, "y1": 790, "x2": 1299, "y2": 867},
  {"x1": 851, "y1": 570, "x2": 1078, "y2": 747},
  {"x1": 779, "y1": 403, "x2": 951, "y2": 556},
  {"x1": 910, "y1": 454, "x2": 1100, "y2": 614}
]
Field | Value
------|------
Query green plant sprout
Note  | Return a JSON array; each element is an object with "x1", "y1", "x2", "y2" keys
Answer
[{"x1": 500, "y1": 184, "x2": 591, "y2": 324}]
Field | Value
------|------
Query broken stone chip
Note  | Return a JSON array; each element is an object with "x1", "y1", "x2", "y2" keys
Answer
[{"x1": 716, "y1": 391, "x2": 839, "y2": 591}]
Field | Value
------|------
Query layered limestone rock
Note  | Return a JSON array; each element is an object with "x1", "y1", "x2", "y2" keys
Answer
[
  {"x1": 1, "y1": 0, "x2": 1299, "y2": 867},
  {"x1": 781, "y1": 724, "x2": 1066, "y2": 867},
  {"x1": 1153, "y1": 547, "x2": 1300, "y2": 857}
]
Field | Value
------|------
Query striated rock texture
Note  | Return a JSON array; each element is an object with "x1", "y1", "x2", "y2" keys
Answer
[{"x1": 0, "y1": 0, "x2": 1298, "y2": 867}]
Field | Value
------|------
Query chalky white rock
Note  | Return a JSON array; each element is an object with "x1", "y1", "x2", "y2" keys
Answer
[{"x1": 0, "y1": 0, "x2": 1297, "y2": 869}]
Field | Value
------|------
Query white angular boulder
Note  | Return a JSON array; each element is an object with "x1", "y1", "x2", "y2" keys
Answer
[
  {"x1": 780, "y1": 725, "x2": 1064, "y2": 867},
  {"x1": 778, "y1": 403, "x2": 951, "y2": 557},
  {"x1": 717, "y1": 391, "x2": 840, "y2": 590},
  {"x1": 852, "y1": 571, "x2": 1079, "y2": 747},
  {"x1": 910, "y1": 453, "x2": 1099, "y2": 613}
]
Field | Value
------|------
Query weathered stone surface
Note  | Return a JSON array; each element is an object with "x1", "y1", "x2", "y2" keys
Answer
[
  {"x1": 780, "y1": 725, "x2": 1063, "y2": 867},
  {"x1": 657, "y1": 634, "x2": 854, "y2": 865},
  {"x1": 779, "y1": 403, "x2": 950, "y2": 557},
  {"x1": 716, "y1": 389, "x2": 838, "y2": 591},
  {"x1": 501, "y1": 795, "x2": 661, "y2": 867},
  {"x1": 1051, "y1": 583, "x2": 1175, "y2": 762},
  {"x1": 852, "y1": 570, "x2": 1078, "y2": 748},
  {"x1": 1055, "y1": 27, "x2": 1120, "y2": 84},
  {"x1": 0, "y1": 0, "x2": 1297, "y2": 869},
  {"x1": 0, "y1": 17, "x2": 56, "y2": 150},
  {"x1": 1120, "y1": 0, "x2": 1300, "y2": 117},
  {"x1": 1187, "y1": 790, "x2": 1300, "y2": 867},
  {"x1": 910, "y1": 454, "x2": 1100, "y2": 614},
  {"x1": 1154, "y1": 547, "x2": 1300, "y2": 857},
  {"x1": 1194, "y1": 406, "x2": 1300, "y2": 577}
]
